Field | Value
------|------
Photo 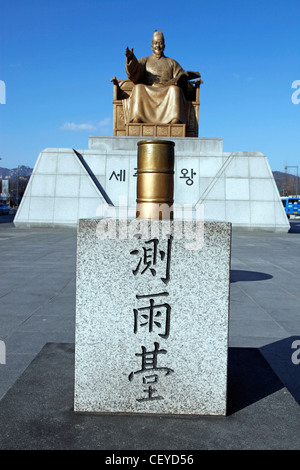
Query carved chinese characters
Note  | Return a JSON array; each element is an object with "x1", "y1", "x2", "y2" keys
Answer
[{"x1": 129, "y1": 236, "x2": 173, "y2": 402}]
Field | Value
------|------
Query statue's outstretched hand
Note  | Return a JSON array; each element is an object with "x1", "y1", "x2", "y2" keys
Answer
[{"x1": 125, "y1": 47, "x2": 134, "y2": 60}]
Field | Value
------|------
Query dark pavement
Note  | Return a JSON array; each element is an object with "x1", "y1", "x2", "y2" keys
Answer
[{"x1": 0, "y1": 216, "x2": 299, "y2": 450}]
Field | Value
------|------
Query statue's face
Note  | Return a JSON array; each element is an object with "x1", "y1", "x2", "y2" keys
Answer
[{"x1": 151, "y1": 35, "x2": 165, "y2": 58}]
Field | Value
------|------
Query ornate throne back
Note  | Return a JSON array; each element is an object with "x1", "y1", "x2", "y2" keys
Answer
[{"x1": 111, "y1": 77, "x2": 200, "y2": 137}]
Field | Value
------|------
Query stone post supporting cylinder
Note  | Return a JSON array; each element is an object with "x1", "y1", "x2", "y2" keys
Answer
[{"x1": 136, "y1": 140, "x2": 175, "y2": 220}]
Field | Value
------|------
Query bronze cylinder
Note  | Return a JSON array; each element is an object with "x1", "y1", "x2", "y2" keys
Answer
[{"x1": 136, "y1": 140, "x2": 175, "y2": 220}]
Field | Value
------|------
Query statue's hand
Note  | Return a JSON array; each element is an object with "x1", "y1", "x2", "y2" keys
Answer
[{"x1": 125, "y1": 47, "x2": 134, "y2": 60}]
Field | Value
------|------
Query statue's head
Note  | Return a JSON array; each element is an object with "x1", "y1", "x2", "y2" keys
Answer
[{"x1": 151, "y1": 30, "x2": 165, "y2": 58}]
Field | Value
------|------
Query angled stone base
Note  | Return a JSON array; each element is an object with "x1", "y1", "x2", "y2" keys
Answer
[{"x1": 14, "y1": 136, "x2": 290, "y2": 232}]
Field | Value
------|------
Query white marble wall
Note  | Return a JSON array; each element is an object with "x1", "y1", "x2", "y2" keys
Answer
[{"x1": 14, "y1": 137, "x2": 289, "y2": 231}]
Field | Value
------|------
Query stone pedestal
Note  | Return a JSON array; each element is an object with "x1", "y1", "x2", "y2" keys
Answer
[{"x1": 74, "y1": 218, "x2": 231, "y2": 416}]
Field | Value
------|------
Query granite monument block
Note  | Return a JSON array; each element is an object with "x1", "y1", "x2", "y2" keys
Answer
[{"x1": 74, "y1": 218, "x2": 231, "y2": 416}]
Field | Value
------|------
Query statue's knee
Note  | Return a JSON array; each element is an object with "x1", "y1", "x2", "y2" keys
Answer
[
  {"x1": 169, "y1": 85, "x2": 180, "y2": 97},
  {"x1": 133, "y1": 83, "x2": 144, "y2": 97}
]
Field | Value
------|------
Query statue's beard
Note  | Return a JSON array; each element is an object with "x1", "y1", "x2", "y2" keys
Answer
[{"x1": 152, "y1": 49, "x2": 164, "y2": 58}]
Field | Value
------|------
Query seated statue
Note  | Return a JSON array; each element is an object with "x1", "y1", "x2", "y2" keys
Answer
[{"x1": 123, "y1": 30, "x2": 201, "y2": 126}]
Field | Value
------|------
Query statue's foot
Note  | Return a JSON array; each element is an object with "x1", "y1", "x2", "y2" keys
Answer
[
  {"x1": 131, "y1": 118, "x2": 143, "y2": 123},
  {"x1": 170, "y1": 118, "x2": 181, "y2": 124}
]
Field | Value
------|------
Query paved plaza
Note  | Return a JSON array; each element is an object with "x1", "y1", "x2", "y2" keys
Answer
[{"x1": 0, "y1": 216, "x2": 299, "y2": 449}]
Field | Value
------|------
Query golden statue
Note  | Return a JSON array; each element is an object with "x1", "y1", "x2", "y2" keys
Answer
[{"x1": 111, "y1": 30, "x2": 203, "y2": 137}]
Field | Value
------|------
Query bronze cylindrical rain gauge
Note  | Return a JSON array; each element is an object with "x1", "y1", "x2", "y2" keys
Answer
[{"x1": 136, "y1": 140, "x2": 175, "y2": 220}]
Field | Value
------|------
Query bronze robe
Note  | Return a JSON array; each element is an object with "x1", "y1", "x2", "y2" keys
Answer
[{"x1": 124, "y1": 53, "x2": 189, "y2": 124}]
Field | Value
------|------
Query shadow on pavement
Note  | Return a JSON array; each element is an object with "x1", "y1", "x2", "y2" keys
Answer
[
  {"x1": 230, "y1": 270, "x2": 273, "y2": 283},
  {"x1": 260, "y1": 336, "x2": 300, "y2": 406},
  {"x1": 227, "y1": 337, "x2": 300, "y2": 415},
  {"x1": 0, "y1": 213, "x2": 15, "y2": 224},
  {"x1": 227, "y1": 347, "x2": 284, "y2": 415},
  {"x1": 289, "y1": 220, "x2": 300, "y2": 233}
]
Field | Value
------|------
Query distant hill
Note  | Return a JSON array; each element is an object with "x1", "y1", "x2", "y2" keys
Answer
[
  {"x1": 0, "y1": 166, "x2": 33, "y2": 179},
  {"x1": 273, "y1": 171, "x2": 300, "y2": 196}
]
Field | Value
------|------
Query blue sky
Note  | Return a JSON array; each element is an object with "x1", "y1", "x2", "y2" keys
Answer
[{"x1": 0, "y1": 0, "x2": 299, "y2": 173}]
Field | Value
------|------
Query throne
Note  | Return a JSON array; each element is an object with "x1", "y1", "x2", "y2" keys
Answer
[{"x1": 111, "y1": 75, "x2": 202, "y2": 138}]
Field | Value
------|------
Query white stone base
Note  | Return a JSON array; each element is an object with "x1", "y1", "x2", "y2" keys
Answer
[
  {"x1": 14, "y1": 137, "x2": 290, "y2": 232},
  {"x1": 74, "y1": 218, "x2": 231, "y2": 416}
]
